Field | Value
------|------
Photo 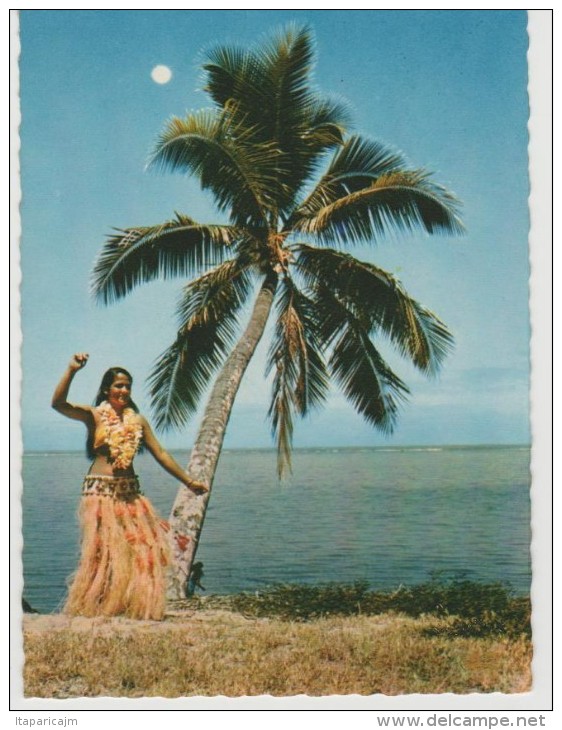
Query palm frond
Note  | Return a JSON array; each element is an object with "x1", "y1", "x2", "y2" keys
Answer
[
  {"x1": 176, "y1": 257, "x2": 254, "y2": 329},
  {"x1": 204, "y1": 24, "x2": 316, "y2": 126},
  {"x1": 294, "y1": 244, "x2": 454, "y2": 373},
  {"x1": 275, "y1": 97, "x2": 350, "y2": 214},
  {"x1": 259, "y1": 24, "x2": 315, "y2": 114},
  {"x1": 148, "y1": 260, "x2": 254, "y2": 429},
  {"x1": 203, "y1": 25, "x2": 350, "y2": 215},
  {"x1": 330, "y1": 324, "x2": 409, "y2": 431},
  {"x1": 266, "y1": 276, "x2": 329, "y2": 476},
  {"x1": 304, "y1": 97, "x2": 353, "y2": 135},
  {"x1": 290, "y1": 135, "x2": 407, "y2": 221},
  {"x1": 311, "y1": 286, "x2": 410, "y2": 431},
  {"x1": 260, "y1": 28, "x2": 349, "y2": 212},
  {"x1": 91, "y1": 214, "x2": 236, "y2": 304},
  {"x1": 292, "y1": 167, "x2": 464, "y2": 245},
  {"x1": 295, "y1": 97, "x2": 350, "y2": 155},
  {"x1": 149, "y1": 110, "x2": 283, "y2": 227},
  {"x1": 203, "y1": 44, "x2": 264, "y2": 111}
]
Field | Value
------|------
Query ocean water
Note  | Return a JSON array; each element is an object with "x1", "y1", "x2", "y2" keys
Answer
[{"x1": 19, "y1": 446, "x2": 532, "y2": 614}]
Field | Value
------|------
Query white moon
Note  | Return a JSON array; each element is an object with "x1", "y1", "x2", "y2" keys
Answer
[{"x1": 151, "y1": 65, "x2": 172, "y2": 84}]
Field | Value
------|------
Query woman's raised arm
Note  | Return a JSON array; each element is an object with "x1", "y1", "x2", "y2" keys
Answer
[{"x1": 51, "y1": 353, "x2": 93, "y2": 422}]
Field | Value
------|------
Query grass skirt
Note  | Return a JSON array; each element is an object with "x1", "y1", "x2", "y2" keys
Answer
[{"x1": 64, "y1": 475, "x2": 171, "y2": 621}]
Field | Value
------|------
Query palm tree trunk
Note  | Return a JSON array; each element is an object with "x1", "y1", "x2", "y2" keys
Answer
[{"x1": 167, "y1": 272, "x2": 277, "y2": 599}]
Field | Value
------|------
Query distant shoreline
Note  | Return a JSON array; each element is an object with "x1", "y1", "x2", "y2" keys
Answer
[{"x1": 22, "y1": 443, "x2": 531, "y2": 456}]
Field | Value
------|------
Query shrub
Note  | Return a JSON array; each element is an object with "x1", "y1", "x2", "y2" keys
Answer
[{"x1": 178, "y1": 578, "x2": 531, "y2": 638}]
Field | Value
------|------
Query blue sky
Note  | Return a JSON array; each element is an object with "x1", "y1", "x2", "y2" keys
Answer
[{"x1": 18, "y1": 9, "x2": 531, "y2": 452}]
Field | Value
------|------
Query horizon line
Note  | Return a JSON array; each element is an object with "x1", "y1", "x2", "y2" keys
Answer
[{"x1": 22, "y1": 443, "x2": 531, "y2": 455}]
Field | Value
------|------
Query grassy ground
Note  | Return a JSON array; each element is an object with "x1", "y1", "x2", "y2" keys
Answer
[{"x1": 23, "y1": 582, "x2": 532, "y2": 698}]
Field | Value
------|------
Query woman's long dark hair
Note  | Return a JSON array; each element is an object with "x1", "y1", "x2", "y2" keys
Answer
[{"x1": 86, "y1": 367, "x2": 142, "y2": 460}]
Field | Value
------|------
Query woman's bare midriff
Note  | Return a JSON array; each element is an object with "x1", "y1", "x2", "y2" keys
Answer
[{"x1": 88, "y1": 453, "x2": 136, "y2": 477}]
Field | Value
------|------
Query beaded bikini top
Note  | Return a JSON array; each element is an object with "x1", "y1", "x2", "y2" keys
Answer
[{"x1": 93, "y1": 401, "x2": 143, "y2": 470}]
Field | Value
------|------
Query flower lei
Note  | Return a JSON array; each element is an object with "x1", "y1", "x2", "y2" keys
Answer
[{"x1": 97, "y1": 401, "x2": 143, "y2": 470}]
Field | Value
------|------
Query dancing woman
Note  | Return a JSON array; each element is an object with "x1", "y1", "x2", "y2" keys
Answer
[{"x1": 52, "y1": 353, "x2": 206, "y2": 620}]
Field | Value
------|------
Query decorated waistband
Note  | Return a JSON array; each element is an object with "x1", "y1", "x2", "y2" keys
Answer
[{"x1": 82, "y1": 474, "x2": 141, "y2": 498}]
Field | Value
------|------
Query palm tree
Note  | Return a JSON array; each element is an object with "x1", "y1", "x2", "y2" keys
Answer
[{"x1": 92, "y1": 25, "x2": 463, "y2": 599}]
